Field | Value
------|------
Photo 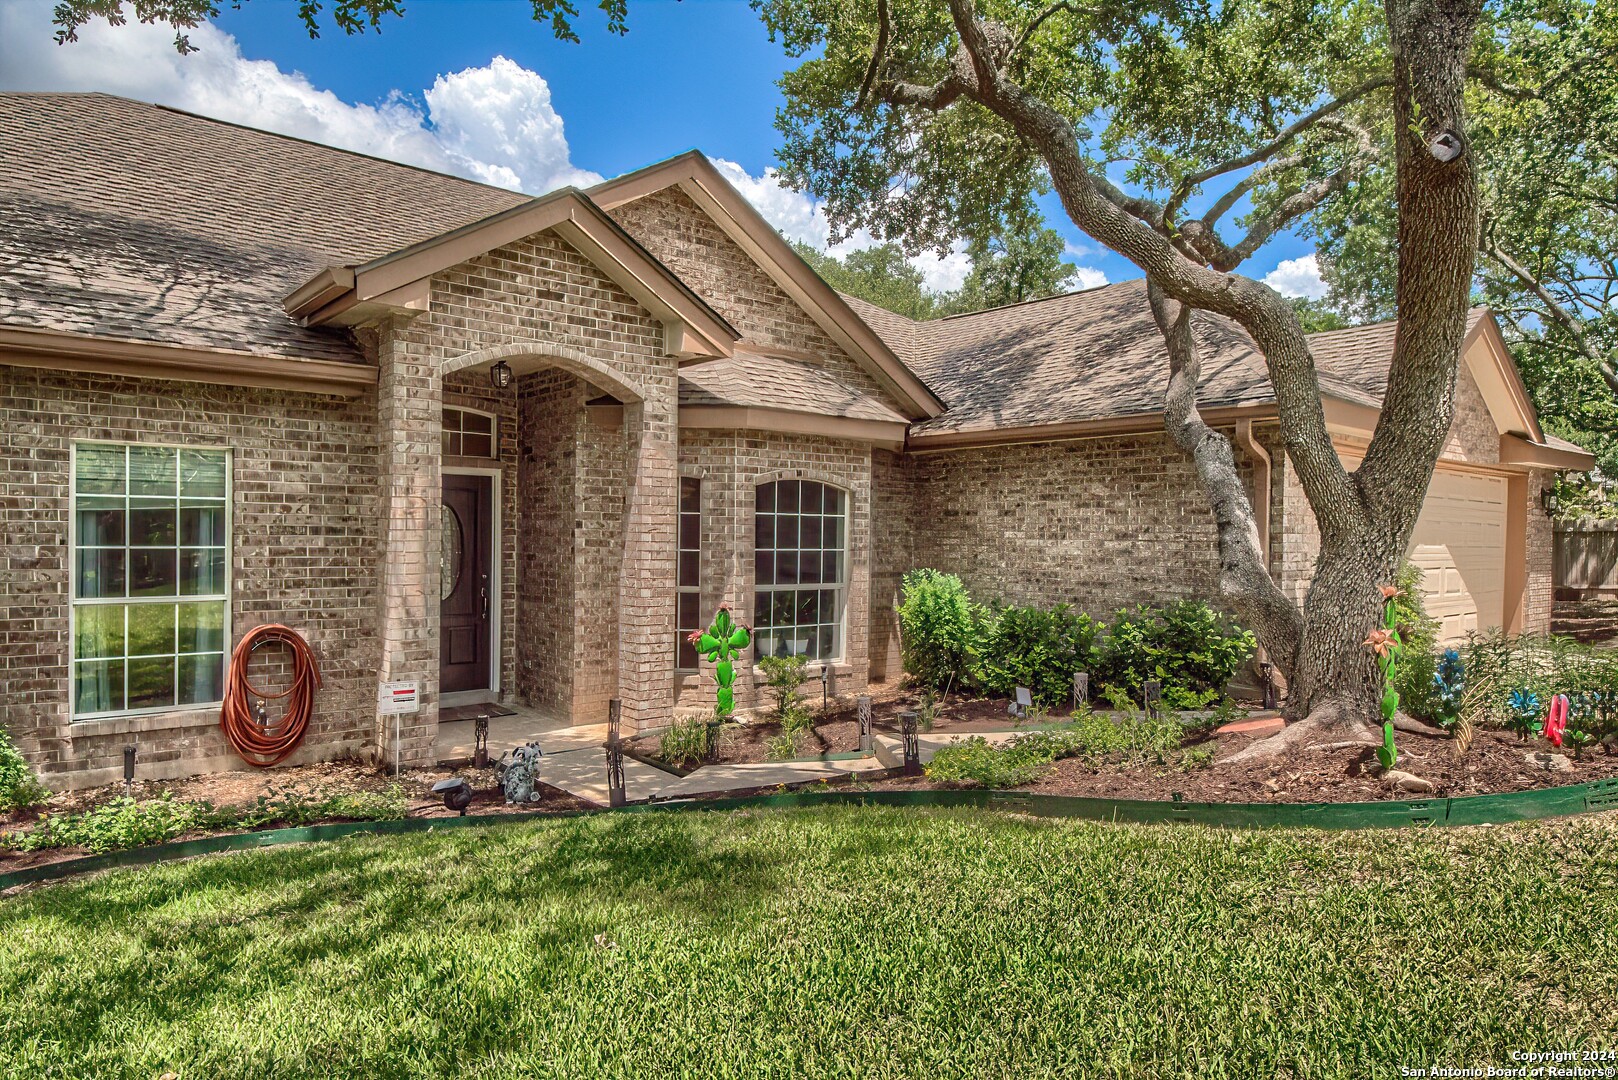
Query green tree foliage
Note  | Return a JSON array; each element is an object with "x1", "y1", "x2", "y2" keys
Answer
[
  {"x1": 1311, "y1": 0, "x2": 1618, "y2": 473},
  {"x1": 974, "y1": 604, "x2": 1102, "y2": 707},
  {"x1": 897, "y1": 569, "x2": 980, "y2": 692},
  {"x1": 793, "y1": 241, "x2": 945, "y2": 319}
]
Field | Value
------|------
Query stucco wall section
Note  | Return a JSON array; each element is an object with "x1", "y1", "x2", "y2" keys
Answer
[
  {"x1": 1, "y1": 368, "x2": 379, "y2": 789},
  {"x1": 673, "y1": 429, "x2": 874, "y2": 715}
]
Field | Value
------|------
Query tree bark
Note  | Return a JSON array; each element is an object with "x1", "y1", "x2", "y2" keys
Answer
[{"x1": 873, "y1": 0, "x2": 1482, "y2": 757}]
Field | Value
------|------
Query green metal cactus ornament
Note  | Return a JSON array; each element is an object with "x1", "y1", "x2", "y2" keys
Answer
[{"x1": 688, "y1": 603, "x2": 751, "y2": 718}]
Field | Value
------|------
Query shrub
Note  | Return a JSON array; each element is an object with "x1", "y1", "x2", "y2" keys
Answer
[
  {"x1": 757, "y1": 655, "x2": 815, "y2": 760},
  {"x1": 0, "y1": 786, "x2": 407, "y2": 854},
  {"x1": 975, "y1": 603, "x2": 1102, "y2": 707},
  {"x1": 659, "y1": 715, "x2": 717, "y2": 768},
  {"x1": 925, "y1": 731, "x2": 1082, "y2": 789},
  {"x1": 898, "y1": 569, "x2": 982, "y2": 693},
  {"x1": 1463, "y1": 631, "x2": 1618, "y2": 737},
  {"x1": 1097, "y1": 601, "x2": 1255, "y2": 703},
  {"x1": 0, "y1": 726, "x2": 48, "y2": 815}
]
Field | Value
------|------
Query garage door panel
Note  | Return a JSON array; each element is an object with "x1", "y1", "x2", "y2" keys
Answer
[{"x1": 1407, "y1": 472, "x2": 1506, "y2": 645}]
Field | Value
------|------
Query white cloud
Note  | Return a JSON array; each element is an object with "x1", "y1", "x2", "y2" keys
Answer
[
  {"x1": 0, "y1": 3, "x2": 597, "y2": 194},
  {"x1": 1263, "y1": 253, "x2": 1329, "y2": 300},
  {"x1": 1068, "y1": 266, "x2": 1108, "y2": 291}
]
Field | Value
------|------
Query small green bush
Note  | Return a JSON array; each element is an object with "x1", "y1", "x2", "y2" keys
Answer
[
  {"x1": 898, "y1": 569, "x2": 982, "y2": 693},
  {"x1": 0, "y1": 726, "x2": 49, "y2": 815},
  {"x1": 1097, "y1": 601, "x2": 1256, "y2": 701},
  {"x1": 659, "y1": 715, "x2": 717, "y2": 768},
  {"x1": 758, "y1": 655, "x2": 816, "y2": 759},
  {"x1": 925, "y1": 731, "x2": 1082, "y2": 789},
  {"x1": 975, "y1": 603, "x2": 1102, "y2": 707},
  {"x1": 0, "y1": 786, "x2": 407, "y2": 854}
]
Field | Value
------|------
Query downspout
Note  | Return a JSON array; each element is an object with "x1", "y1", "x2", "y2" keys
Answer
[{"x1": 1234, "y1": 421, "x2": 1275, "y2": 685}]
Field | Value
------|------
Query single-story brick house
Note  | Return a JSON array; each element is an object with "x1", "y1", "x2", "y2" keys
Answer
[{"x1": 0, "y1": 93, "x2": 1592, "y2": 789}]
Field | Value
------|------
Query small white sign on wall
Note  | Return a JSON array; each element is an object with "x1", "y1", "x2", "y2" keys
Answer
[{"x1": 379, "y1": 681, "x2": 420, "y2": 715}]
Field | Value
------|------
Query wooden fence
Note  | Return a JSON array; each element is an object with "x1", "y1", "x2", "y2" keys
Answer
[{"x1": 1555, "y1": 518, "x2": 1618, "y2": 592}]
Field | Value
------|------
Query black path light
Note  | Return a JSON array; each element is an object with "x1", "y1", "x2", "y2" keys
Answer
[
  {"x1": 1143, "y1": 680, "x2": 1163, "y2": 719},
  {"x1": 1259, "y1": 662, "x2": 1277, "y2": 710},
  {"x1": 473, "y1": 714, "x2": 490, "y2": 769},
  {"x1": 900, "y1": 710, "x2": 921, "y2": 775},
  {"x1": 1073, "y1": 672, "x2": 1089, "y2": 712},
  {"x1": 606, "y1": 698, "x2": 626, "y2": 808},
  {"x1": 123, "y1": 745, "x2": 136, "y2": 792},
  {"x1": 820, "y1": 663, "x2": 831, "y2": 713},
  {"x1": 857, "y1": 694, "x2": 872, "y2": 754}
]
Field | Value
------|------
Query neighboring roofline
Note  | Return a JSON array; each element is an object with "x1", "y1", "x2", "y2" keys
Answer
[
  {"x1": 284, "y1": 187, "x2": 738, "y2": 360},
  {"x1": 588, "y1": 152, "x2": 948, "y2": 420},
  {"x1": 679, "y1": 403, "x2": 908, "y2": 450},
  {"x1": 0, "y1": 325, "x2": 375, "y2": 397}
]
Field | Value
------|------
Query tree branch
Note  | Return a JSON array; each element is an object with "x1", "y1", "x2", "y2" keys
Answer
[{"x1": 1485, "y1": 239, "x2": 1618, "y2": 399}]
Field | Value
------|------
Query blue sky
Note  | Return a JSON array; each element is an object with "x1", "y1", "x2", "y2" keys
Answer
[{"x1": 0, "y1": 0, "x2": 1324, "y2": 299}]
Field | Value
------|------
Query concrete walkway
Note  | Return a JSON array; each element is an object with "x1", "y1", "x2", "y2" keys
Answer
[{"x1": 438, "y1": 708, "x2": 885, "y2": 805}]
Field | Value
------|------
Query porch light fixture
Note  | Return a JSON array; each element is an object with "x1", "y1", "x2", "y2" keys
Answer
[
  {"x1": 1540, "y1": 485, "x2": 1560, "y2": 517},
  {"x1": 489, "y1": 359, "x2": 513, "y2": 390}
]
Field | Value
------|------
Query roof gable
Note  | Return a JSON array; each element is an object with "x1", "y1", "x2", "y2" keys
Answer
[
  {"x1": 588, "y1": 152, "x2": 945, "y2": 420},
  {"x1": 285, "y1": 187, "x2": 738, "y2": 360}
]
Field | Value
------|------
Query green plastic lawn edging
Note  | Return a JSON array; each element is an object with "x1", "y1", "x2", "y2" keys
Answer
[{"x1": 5, "y1": 776, "x2": 1618, "y2": 892}]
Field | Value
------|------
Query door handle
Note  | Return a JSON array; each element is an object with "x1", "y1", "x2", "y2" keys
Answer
[{"x1": 480, "y1": 586, "x2": 489, "y2": 621}]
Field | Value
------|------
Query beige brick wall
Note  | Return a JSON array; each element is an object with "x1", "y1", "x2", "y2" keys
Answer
[
  {"x1": 607, "y1": 186, "x2": 893, "y2": 401},
  {"x1": 869, "y1": 448, "x2": 916, "y2": 683},
  {"x1": 1527, "y1": 470, "x2": 1555, "y2": 630},
  {"x1": 674, "y1": 429, "x2": 874, "y2": 715},
  {"x1": 1, "y1": 368, "x2": 379, "y2": 789},
  {"x1": 513, "y1": 369, "x2": 577, "y2": 715},
  {"x1": 902, "y1": 432, "x2": 1257, "y2": 614}
]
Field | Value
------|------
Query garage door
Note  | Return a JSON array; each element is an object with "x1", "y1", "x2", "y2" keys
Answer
[{"x1": 1407, "y1": 470, "x2": 1507, "y2": 644}]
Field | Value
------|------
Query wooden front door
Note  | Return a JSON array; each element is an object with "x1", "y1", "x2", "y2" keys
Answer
[{"x1": 440, "y1": 473, "x2": 493, "y2": 695}]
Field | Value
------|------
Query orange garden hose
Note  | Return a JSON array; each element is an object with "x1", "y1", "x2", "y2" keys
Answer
[{"x1": 220, "y1": 624, "x2": 322, "y2": 767}]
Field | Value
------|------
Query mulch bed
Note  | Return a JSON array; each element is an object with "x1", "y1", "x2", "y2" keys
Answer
[{"x1": 1, "y1": 757, "x2": 593, "y2": 876}]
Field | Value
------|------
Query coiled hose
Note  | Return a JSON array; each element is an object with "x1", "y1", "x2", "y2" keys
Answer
[{"x1": 220, "y1": 624, "x2": 322, "y2": 767}]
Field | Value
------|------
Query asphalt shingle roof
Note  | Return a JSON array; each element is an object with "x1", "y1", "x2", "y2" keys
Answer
[
  {"x1": 846, "y1": 281, "x2": 1490, "y2": 436},
  {"x1": 678, "y1": 350, "x2": 909, "y2": 424},
  {"x1": 0, "y1": 92, "x2": 528, "y2": 362}
]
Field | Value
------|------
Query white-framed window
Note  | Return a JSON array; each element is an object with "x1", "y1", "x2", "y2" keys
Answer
[
  {"x1": 443, "y1": 406, "x2": 497, "y2": 458},
  {"x1": 71, "y1": 443, "x2": 231, "y2": 719},
  {"x1": 676, "y1": 477, "x2": 701, "y2": 671},
  {"x1": 753, "y1": 479, "x2": 846, "y2": 662}
]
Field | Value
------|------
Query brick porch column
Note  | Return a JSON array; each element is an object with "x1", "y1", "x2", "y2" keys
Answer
[
  {"x1": 616, "y1": 393, "x2": 678, "y2": 732},
  {"x1": 373, "y1": 318, "x2": 441, "y2": 767}
]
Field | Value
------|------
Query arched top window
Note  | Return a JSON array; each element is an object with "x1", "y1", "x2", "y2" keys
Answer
[{"x1": 753, "y1": 479, "x2": 846, "y2": 662}]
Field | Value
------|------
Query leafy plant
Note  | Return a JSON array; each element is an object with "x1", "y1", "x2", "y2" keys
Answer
[
  {"x1": 897, "y1": 569, "x2": 981, "y2": 695},
  {"x1": 916, "y1": 687, "x2": 937, "y2": 732},
  {"x1": 975, "y1": 603, "x2": 1102, "y2": 707},
  {"x1": 1366, "y1": 583, "x2": 1407, "y2": 771},
  {"x1": 1377, "y1": 721, "x2": 1398, "y2": 772},
  {"x1": 659, "y1": 715, "x2": 717, "y2": 769},
  {"x1": 758, "y1": 655, "x2": 814, "y2": 760},
  {"x1": 1179, "y1": 746, "x2": 1215, "y2": 771},
  {"x1": 0, "y1": 725, "x2": 49, "y2": 815},
  {"x1": 0, "y1": 786, "x2": 407, "y2": 854},
  {"x1": 1097, "y1": 602, "x2": 1256, "y2": 703},
  {"x1": 925, "y1": 731, "x2": 1082, "y2": 789}
]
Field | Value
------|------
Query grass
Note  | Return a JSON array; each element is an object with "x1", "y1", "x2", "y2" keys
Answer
[{"x1": 3, "y1": 805, "x2": 1617, "y2": 1078}]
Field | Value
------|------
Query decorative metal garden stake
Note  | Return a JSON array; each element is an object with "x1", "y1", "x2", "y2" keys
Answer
[
  {"x1": 1143, "y1": 680, "x2": 1162, "y2": 718},
  {"x1": 857, "y1": 694, "x2": 873, "y2": 754},
  {"x1": 606, "y1": 697, "x2": 625, "y2": 808},
  {"x1": 900, "y1": 710, "x2": 921, "y2": 775},
  {"x1": 473, "y1": 714, "x2": 490, "y2": 769},
  {"x1": 688, "y1": 604, "x2": 751, "y2": 720},
  {"x1": 123, "y1": 745, "x2": 136, "y2": 791},
  {"x1": 1073, "y1": 671, "x2": 1089, "y2": 711}
]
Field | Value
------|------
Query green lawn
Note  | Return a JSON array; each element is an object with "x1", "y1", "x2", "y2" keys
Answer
[{"x1": 3, "y1": 806, "x2": 1616, "y2": 1079}]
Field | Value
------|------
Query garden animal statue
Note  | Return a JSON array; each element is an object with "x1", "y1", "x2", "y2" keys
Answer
[
  {"x1": 688, "y1": 603, "x2": 751, "y2": 719},
  {"x1": 496, "y1": 742, "x2": 545, "y2": 804}
]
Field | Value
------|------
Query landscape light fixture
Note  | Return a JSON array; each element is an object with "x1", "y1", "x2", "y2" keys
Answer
[
  {"x1": 489, "y1": 359, "x2": 513, "y2": 390},
  {"x1": 606, "y1": 698, "x2": 625, "y2": 808},
  {"x1": 432, "y1": 777, "x2": 474, "y2": 816},
  {"x1": 123, "y1": 745, "x2": 136, "y2": 791},
  {"x1": 473, "y1": 714, "x2": 490, "y2": 769},
  {"x1": 900, "y1": 710, "x2": 921, "y2": 775}
]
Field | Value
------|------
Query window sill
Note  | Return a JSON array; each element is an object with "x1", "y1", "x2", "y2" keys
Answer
[{"x1": 69, "y1": 704, "x2": 220, "y2": 740}]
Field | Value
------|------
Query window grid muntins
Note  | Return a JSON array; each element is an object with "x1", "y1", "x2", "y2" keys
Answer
[
  {"x1": 753, "y1": 479, "x2": 847, "y2": 662},
  {"x1": 443, "y1": 407, "x2": 496, "y2": 458},
  {"x1": 71, "y1": 444, "x2": 230, "y2": 718},
  {"x1": 676, "y1": 478, "x2": 702, "y2": 671}
]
